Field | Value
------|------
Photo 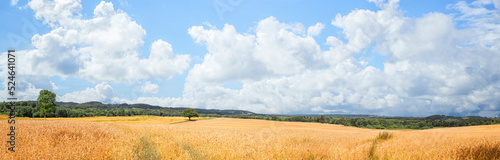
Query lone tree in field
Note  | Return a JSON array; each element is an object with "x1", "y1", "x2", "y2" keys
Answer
[
  {"x1": 37, "y1": 90, "x2": 56, "y2": 118},
  {"x1": 182, "y1": 108, "x2": 199, "y2": 121}
]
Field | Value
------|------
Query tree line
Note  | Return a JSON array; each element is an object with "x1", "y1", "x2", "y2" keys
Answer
[
  {"x1": 0, "y1": 101, "x2": 184, "y2": 117},
  {"x1": 1, "y1": 89, "x2": 499, "y2": 130}
]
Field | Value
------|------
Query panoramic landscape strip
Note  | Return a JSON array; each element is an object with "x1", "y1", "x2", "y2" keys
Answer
[
  {"x1": 2, "y1": 100, "x2": 500, "y2": 130},
  {"x1": 2, "y1": 0, "x2": 500, "y2": 159}
]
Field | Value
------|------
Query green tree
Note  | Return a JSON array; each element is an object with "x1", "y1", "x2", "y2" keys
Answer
[
  {"x1": 340, "y1": 116, "x2": 349, "y2": 126},
  {"x1": 106, "y1": 110, "x2": 115, "y2": 117},
  {"x1": 37, "y1": 90, "x2": 56, "y2": 118},
  {"x1": 355, "y1": 118, "x2": 367, "y2": 127},
  {"x1": 55, "y1": 108, "x2": 68, "y2": 117},
  {"x1": 16, "y1": 106, "x2": 33, "y2": 117},
  {"x1": 69, "y1": 109, "x2": 84, "y2": 117},
  {"x1": 319, "y1": 115, "x2": 327, "y2": 123},
  {"x1": 182, "y1": 108, "x2": 199, "y2": 121},
  {"x1": 271, "y1": 115, "x2": 279, "y2": 121},
  {"x1": 117, "y1": 109, "x2": 126, "y2": 116}
]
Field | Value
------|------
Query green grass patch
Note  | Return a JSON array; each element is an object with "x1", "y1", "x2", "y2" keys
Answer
[
  {"x1": 376, "y1": 131, "x2": 393, "y2": 140},
  {"x1": 180, "y1": 142, "x2": 204, "y2": 160},
  {"x1": 369, "y1": 131, "x2": 394, "y2": 159},
  {"x1": 134, "y1": 136, "x2": 160, "y2": 160}
]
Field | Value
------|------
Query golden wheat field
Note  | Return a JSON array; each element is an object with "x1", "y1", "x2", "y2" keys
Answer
[{"x1": 1, "y1": 115, "x2": 500, "y2": 159}]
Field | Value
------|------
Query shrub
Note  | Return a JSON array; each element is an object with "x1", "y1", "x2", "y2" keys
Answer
[{"x1": 377, "y1": 131, "x2": 393, "y2": 140}]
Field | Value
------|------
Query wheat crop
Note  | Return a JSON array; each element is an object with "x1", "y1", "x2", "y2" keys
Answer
[{"x1": 1, "y1": 115, "x2": 499, "y2": 159}]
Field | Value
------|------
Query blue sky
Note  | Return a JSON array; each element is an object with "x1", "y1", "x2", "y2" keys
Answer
[{"x1": 1, "y1": 0, "x2": 500, "y2": 117}]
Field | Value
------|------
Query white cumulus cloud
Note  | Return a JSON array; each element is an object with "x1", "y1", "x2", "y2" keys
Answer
[
  {"x1": 59, "y1": 82, "x2": 114, "y2": 103},
  {"x1": 141, "y1": 81, "x2": 159, "y2": 94},
  {"x1": 17, "y1": 1, "x2": 191, "y2": 83},
  {"x1": 307, "y1": 23, "x2": 325, "y2": 36},
  {"x1": 175, "y1": 0, "x2": 500, "y2": 117}
]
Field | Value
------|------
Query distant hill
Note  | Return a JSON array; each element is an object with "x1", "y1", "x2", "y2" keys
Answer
[{"x1": 289, "y1": 114, "x2": 381, "y2": 118}]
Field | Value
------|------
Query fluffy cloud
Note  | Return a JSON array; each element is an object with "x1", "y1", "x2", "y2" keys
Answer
[
  {"x1": 187, "y1": 24, "x2": 265, "y2": 85},
  {"x1": 307, "y1": 23, "x2": 325, "y2": 36},
  {"x1": 18, "y1": 1, "x2": 190, "y2": 83},
  {"x1": 175, "y1": 0, "x2": 500, "y2": 116},
  {"x1": 187, "y1": 17, "x2": 324, "y2": 87},
  {"x1": 28, "y1": 0, "x2": 82, "y2": 27},
  {"x1": 183, "y1": 16, "x2": 387, "y2": 114},
  {"x1": 1, "y1": 0, "x2": 190, "y2": 103},
  {"x1": 139, "y1": 40, "x2": 191, "y2": 80},
  {"x1": 141, "y1": 81, "x2": 159, "y2": 94},
  {"x1": 254, "y1": 17, "x2": 324, "y2": 75},
  {"x1": 59, "y1": 82, "x2": 114, "y2": 103}
]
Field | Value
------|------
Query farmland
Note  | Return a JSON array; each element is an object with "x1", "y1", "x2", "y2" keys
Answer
[{"x1": 1, "y1": 115, "x2": 500, "y2": 159}]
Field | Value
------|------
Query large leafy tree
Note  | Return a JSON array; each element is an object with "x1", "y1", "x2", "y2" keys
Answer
[
  {"x1": 182, "y1": 108, "x2": 199, "y2": 121},
  {"x1": 37, "y1": 90, "x2": 56, "y2": 118}
]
